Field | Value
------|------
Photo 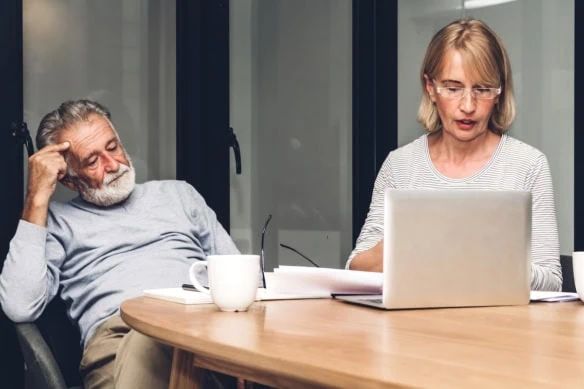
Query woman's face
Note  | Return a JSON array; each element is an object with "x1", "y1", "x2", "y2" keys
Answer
[{"x1": 425, "y1": 49, "x2": 499, "y2": 142}]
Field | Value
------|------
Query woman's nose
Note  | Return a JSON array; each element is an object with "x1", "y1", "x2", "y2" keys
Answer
[{"x1": 459, "y1": 91, "x2": 476, "y2": 113}]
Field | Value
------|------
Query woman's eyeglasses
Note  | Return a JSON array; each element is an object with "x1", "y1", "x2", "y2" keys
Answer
[
  {"x1": 260, "y1": 214, "x2": 272, "y2": 288},
  {"x1": 260, "y1": 214, "x2": 320, "y2": 288},
  {"x1": 433, "y1": 79, "x2": 501, "y2": 100}
]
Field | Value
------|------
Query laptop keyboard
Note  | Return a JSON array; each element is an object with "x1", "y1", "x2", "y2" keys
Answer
[{"x1": 360, "y1": 298, "x2": 383, "y2": 304}]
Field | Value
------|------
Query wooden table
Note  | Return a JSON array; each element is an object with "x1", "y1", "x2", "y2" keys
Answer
[{"x1": 120, "y1": 297, "x2": 584, "y2": 389}]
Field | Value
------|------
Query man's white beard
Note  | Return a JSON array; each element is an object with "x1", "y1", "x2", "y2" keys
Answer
[{"x1": 79, "y1": 162, "x2": 136, "y2": 207}]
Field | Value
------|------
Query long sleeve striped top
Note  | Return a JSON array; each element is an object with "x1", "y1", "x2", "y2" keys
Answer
[{"x1": 347, "y1": 134, "x2": 562, "y2": 291}]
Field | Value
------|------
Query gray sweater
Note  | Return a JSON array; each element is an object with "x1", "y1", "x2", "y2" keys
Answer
[{"x1": 0, "y1": 180, "x2": 239, "y2": 348}]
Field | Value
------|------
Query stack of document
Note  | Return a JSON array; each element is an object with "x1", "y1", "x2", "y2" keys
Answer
[
  {"x1": 268, "y1": 266, "x2": 383, "y2": 295},
  {"x1": 144, "y1": 266, "x2": 382, "y2": 305},
  {"x1": 529, "y1": 291, "x2": 580, "y2": 302},
  {"x1": 143, "y1": 286, "x2": 330, "y2": 305},
  {"x1": 144, "y1": 288, "x2": 214, "y2": 304}
]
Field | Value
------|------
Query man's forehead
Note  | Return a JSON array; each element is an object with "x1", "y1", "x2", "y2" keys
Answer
[{"x1": 57, "y1": 116, "x2": 117, "y2": 160}]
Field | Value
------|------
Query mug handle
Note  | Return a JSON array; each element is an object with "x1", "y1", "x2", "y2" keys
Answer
[{"x1": 189, "y1": 261, "x2": 210, "y2": 294}]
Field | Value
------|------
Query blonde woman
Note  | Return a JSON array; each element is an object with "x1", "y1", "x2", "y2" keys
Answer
[{"x1": 348, "y1": 19, "x2": 561, "y2": 291}]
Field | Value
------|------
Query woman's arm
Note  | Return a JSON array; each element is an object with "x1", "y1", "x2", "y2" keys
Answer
[
  {"x1": 529, "y1": 155, "x2": 562, "y2": 291},
  {"x1": 346, "y1": 155, "x2": 395, "y2": 271},
  {"x1": 349, "y1": 240, "x2": 383, "y2": 272}
]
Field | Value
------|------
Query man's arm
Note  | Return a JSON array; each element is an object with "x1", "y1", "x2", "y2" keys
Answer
[
  {"x1": 202, "y1": 201, "x2": 239, "y2": 255},
  {"x1": 181, "y1": 182, "x2": 240, "y2": 255},
  {"x1": 22, "y1": 142, "x2": 70, "y2": 226},
  {"x1": 0, "y1": 142, "x2": 69, "y2": 321}
]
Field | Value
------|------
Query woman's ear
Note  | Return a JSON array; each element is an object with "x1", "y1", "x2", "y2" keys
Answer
[{"x1": 424, "y1": 74, "x2": 436, "y2": 102}]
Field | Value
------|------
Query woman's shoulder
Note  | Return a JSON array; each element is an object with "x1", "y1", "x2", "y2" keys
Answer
[
  {"x1": 501, "y1": 135, "x2": 548, "y2": 166},
  {"x1": 387, "y1": 134, "x2": 427, "y2": 163}
]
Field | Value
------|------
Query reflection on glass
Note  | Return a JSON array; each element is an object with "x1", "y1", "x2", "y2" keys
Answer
[
  {"x1": 230, "y1": 0, "x2": 352, "y2": 270},
  {"x1": 398, "y1": 0, "x2": 573, "y2": 255},
  {"x1": 24, "y1": 0, "x2": 176, "y2": 202}
]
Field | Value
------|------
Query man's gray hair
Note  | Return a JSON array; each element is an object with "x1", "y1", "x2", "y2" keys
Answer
[{"x1": 36, "y1": 99, "x2": 113, "y2": 150}]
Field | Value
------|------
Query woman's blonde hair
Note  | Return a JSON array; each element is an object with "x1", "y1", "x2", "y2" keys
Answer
[{"x1": 417, "y1": 19, "x2": 515, "y2": 134}]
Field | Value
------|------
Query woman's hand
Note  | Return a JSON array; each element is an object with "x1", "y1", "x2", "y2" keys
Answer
[{"x1": 349, "y1": 240, "x2": 384, "y2": 272}]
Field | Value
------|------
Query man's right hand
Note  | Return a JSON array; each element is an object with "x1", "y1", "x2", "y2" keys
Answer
[{"x1": 22, "y1": 142, "x2": 70, "y2": 226}]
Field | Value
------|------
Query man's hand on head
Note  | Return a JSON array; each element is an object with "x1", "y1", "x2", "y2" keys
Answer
[{"x1": 22, "y1": 141, "x2": 70, "y2": 226}]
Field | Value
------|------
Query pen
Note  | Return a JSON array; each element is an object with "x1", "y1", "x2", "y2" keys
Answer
[
  {"x1": 181, "y1": 283, "x2": 197, "y2": 292},
  {"x1": 331, "y1": 293, "x2": 376, "y2": 299}
]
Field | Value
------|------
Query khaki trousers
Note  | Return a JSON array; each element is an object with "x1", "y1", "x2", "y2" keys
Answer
[
  {"x1": 80, "y1": 315, "x2": 238, "y2": 389},
  {"x1": 80, "y1": 316, "x2": 172, "y2": 389}
]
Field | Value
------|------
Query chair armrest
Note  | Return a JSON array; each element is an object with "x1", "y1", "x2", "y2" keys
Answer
[{"x1": 15, "y1": 322, "x2": 67, "y2": 389}]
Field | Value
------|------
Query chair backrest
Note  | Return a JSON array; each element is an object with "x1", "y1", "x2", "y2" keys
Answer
[
  {"x1": 560, "y1": 255, "x2": 576, "y2": 293},
  {"x1": 17, "y1": 322, "x2": 68, "y2": 389},
  {"x1": 16, "y1": 296, "x2": 83, "y2": 389}
]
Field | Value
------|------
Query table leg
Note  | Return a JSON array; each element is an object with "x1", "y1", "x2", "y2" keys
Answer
[
  {"x1": 168, "y1": 348, "x2": 205, "y2": 389},
  {"x1": 237, "y1": 378, "x2": 256, "y2": 389}
]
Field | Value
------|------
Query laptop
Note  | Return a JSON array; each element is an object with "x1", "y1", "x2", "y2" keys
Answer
[{"x1": 337, "y1": 189, "x2": 531, "y2": 309}]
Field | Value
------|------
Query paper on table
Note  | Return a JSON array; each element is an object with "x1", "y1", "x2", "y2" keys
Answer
[
  {"x1": 529, "y1": 291, "x2": 580, "y2": 302},
  {"x1": 144, "y1": 283, "x2": 329, "y2": 305},
  {"x1": 144, "y1": 288, "x2": 213, "y2": 305},
  {"x1": 269, "y1": 266, "x2": 383, "y2": 295}
]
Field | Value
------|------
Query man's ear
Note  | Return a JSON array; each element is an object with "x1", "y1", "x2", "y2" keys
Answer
[{"x1": 59, "y1": 174, "x2": 77, "y2": 192}]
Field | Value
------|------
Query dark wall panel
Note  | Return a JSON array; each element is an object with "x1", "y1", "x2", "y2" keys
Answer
[
  {"x1": 0, "y1": 0, "x2": 25, "y2": 387},
  {"x1": 352, "y1": 0, "x2": 397, "y2": 244}
]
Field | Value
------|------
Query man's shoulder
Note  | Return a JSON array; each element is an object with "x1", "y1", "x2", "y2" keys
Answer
[
  {"x1": 140, "y1": 180, "x2": 205, "y2": 203},
  {"x1": 47, "y1": 198, "x2": 79, "y2": 218},
  {"x1": 141, "y1": 179, "x2": 192, "y2": 191}
]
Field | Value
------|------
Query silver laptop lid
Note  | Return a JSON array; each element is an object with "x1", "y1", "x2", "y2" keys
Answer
[{"x1": 383, "y1": 189, "x2": 531, "y2": 309}]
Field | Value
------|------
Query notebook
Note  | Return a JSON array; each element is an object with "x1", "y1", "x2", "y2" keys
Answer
[{"x1": 143, "y1": 287, "x2": 329, "y2": 305}]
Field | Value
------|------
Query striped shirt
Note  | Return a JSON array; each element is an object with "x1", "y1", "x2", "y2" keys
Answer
[{"x1": 348, "y1": 134, "x2": 562, "y2": 291}]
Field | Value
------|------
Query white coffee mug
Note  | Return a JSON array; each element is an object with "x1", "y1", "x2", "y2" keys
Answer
[
  {"x1": 573, "y1": 251, "x2": 584, "y2": 303},
  {"x1": 189, "y1": 254, "x2": 260, "y2": 312}
]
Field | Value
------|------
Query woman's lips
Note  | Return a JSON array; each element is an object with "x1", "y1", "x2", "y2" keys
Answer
[{"x1": 455, "y1": 119, "x2": 476, "y2": 130}]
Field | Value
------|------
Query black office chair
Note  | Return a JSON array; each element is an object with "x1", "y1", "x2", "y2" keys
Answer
[
  {"x1": 560, "y1": 255, "x2": 576, "y2": 293},
  {"x1": 15, "y1": 296, "x2": 83, "y2": 389}
]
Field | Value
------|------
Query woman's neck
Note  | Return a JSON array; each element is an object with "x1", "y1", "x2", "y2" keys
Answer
[{"x1": 428, "y1": 130, "x2": 502, "y2": 178}]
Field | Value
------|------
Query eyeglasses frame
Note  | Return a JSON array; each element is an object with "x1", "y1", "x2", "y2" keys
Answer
[{"x1": 432, "y1": 79, "x2": 501, "y2": 100}]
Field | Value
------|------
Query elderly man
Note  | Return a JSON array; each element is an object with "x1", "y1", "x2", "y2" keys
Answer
[{"x1": 0, "y1": 99, "x2": 239, "y2": 388}]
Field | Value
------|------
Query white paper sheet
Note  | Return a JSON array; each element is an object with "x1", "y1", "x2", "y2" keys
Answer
[
  {"x1": 269, "y1": 266, "x2": 383, "y2": 295},
  {"x1": 143, "y1": 285, "x2": 329, "y2": 305},
  {"x1": 529, "y1": 291, "x2": 580, "y2": 302},
  {"x1": 144, "y1": 288, "x2": 213, "y2": 304}
]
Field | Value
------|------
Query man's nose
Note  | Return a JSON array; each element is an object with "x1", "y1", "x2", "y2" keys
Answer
[{"x1": 103, "y1": 153, "x2": 120, "y2": 173}]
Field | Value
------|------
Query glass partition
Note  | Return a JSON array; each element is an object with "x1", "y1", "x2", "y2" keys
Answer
[
  {"x1": 230, "y1": 0, "x2": 353, "y2": 269},
  {"x1": 23, "y1": 0, "x2": 177, "y2": 202},
  {"x1": 398, "y1": 0, "x2": 574, "y2": 255}
]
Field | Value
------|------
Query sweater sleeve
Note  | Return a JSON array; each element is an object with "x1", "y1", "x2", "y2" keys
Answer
[
  {"x1": 346, "y1": 154, "x2": 396, "y2": 269},
  {"x1": 0, "y1": 220, "x2": 64, "y2": 322},
  {"x1": 181, "y1": 182, "x2": 240, "y2": 256},
  {"x1": 528, "y1": 155, "x2": 562, "y2": 291}
]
